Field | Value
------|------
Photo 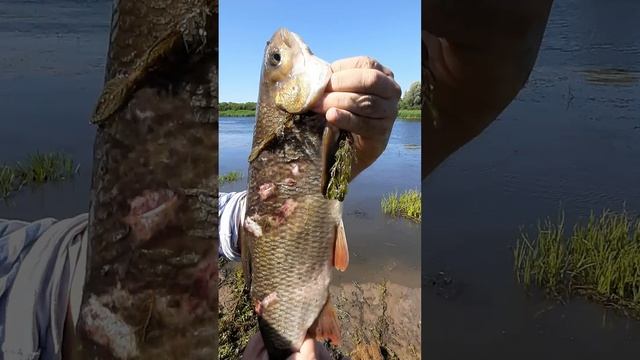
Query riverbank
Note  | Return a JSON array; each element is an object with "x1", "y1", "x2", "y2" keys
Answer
[
  {"x1": 219, "y1": 109, "x2": 255, "y2": 117},
  {"x1": 397, "y1": 109, "x2": 421, "y2": 120}
]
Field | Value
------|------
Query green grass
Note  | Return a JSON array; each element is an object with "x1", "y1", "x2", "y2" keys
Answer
[
  {"x1": 219, "y1": 266, "x2": 258, "y2": 359},
  {"x1": 219, "y1": 171, "x2": 243, "y2": 185},
  {"x1": 0, "y1": 152, "x2": 77, "y2": 199},
  {"x1": 219, "y1": 110, "x2": 255, "y2": 117},
  {"x1": 381, "y1": 189, "x2": 421, "y2": 223},
  {"x1": 0, "y1": 166, "x2": 19, "y2": 199},
  {"x1": 514, "y1": 209, "x2": 640, "y2": 318},
  {"x1": 17, "y1": 152, "x2": 76, "y2": 183},
  {"x1": 397, "y1": 109, "x2": 421, "y2": 120}
]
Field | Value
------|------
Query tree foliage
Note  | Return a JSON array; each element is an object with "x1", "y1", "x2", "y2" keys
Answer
[
  {"x1": 399, "y1": 81, "x2": 421, "y2": 110},
  {"x1": 219, "y1": 102, "x2": 256, "y2": 111}
]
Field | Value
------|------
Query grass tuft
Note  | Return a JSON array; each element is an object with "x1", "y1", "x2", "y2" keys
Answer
[
  {"x1": 381, "y1": 190, "x2": 421, "y2": 222},
  {"x1": 0, "y1": 152, "x2": 77, "y2": 199},
  {"x1": 219, "y1": 171, "x2": 243, "y2": 185},
  {"x1": 514, "y1": 208, "x2": 640, "y2": 317}
]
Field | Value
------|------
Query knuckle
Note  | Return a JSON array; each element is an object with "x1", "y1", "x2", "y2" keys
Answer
[
  {"x1": 391, "y1": 81, "x2": 402, "y2": 99},
  {"x1": 357, "y1": 56, "x2": 380, "y2": 69},
  {"x1": 356, "y1": 95, "x2": 376, "y2": 116},
  {"x1": 364, "y1": 70, "x2": 384, "y2": 89},
  {"x1": 366, "y1": 56, "x2": 381, "y2": 69}
]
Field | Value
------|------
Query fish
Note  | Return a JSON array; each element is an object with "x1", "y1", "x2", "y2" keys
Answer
[
  {"x1": 75, "y1": 1, "x2": 219, "y2": 359},
  {"x1": 242, "y1": 28, "x2": 353, "y2": 358}
]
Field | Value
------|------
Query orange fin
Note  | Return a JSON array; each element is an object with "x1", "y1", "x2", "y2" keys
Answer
[
  {"x1": 308, "y1": 298, "x2": 341, "y2": 346},
  {"x1": 333, "y1": 218, "x2": 349, "y2": 271}
]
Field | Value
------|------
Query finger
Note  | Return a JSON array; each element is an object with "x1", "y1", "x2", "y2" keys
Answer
[
  {"x1": 287, "y1": 338, "x2": 318, "y2": 360},
  {"x1": 312, "y1": 92, "x2": 397, "y2": 119},
  {"x1": 331, "y1": 56, "x2": 395, "y2": 78},
  {"x1": 243, "y1": 332, "x2": 269, "y2": 360},
  {"x1": 326, "y1": 108, "x2": 391, "y2": 139},
  {"x1": 326, "y1": 69, "x2": 402, "y2": 100}
]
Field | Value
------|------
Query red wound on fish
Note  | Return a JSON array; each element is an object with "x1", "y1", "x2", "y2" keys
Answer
[
  {"x1": 255, "y1": 292, "x2": 278, "y2": 317},
  {"x1": 333, "y1": 219, "x2": 349, "y2": 271},
  {"x1": 290, "y1": 162, "x2": 300, "y2": 176},
  {"x1": 122, "y1": 189, "x2": 179, "y2": 244},
  {"x1": 277, "y1": 199, "x2": 298, "y2": 219},
  {"x1": 191, "y1": 254, "x2": 217, "y2": 304},
  {"x1": 259, "y1": 183, "x2": 277, "y2": 200},
  {"x1": 254, "y1": 300, "x2": 263, "y2": 316},
  {"x1": 308, "y1": 299, "x2": 341, "y2": 346},
  {"x1": 282, "y1": 178, "x2": 297, "y2": 187}
]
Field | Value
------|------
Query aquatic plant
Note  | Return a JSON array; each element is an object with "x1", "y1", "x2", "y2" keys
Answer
[
  {"x1": 326, "y1": 133, "x2": 355, "y2": 201},
  {"x1": 0, "y1": 166, "x2": 18, "y2": 199},
  {"x1": 219, "y1": 171, "x2": 243, "y2": 185},
  {"x1": 16, "y1": 152, "x2": 77, "y2": 183},
  {"x1": 0, "y1": 152, "x2": 77, "y2": 199},
  {"x1": 381, "y1": 190, "x2": 421, "y2": 222},
  {"x1": 514, "y1": 209, "x2": 640, "y2": 318}
]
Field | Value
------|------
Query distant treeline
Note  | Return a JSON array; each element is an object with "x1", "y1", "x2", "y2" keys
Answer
[{"x1": 219, "y1": 102, "x2": 256, "y2": 111}]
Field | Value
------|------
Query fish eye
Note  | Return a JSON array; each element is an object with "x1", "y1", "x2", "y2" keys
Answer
[{"x1": 269, "y1": 52, "x2": 281, "y2": 66}]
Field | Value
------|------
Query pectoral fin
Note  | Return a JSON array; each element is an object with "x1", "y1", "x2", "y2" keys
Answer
[
  {"x1": 321, "y1": 124, "x2": 341, "y2": 196},
  {"x1": 333, "y1": 218, "x2": 349, "y2": 271},
  {"x1": 248, "y1": 131, "x2": 277, "y2": 162}
]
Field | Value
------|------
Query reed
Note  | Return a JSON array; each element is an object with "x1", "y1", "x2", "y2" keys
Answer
[
  {"x1": 381, "y1": 189, "x2": 421, "y2": 222},
  {"x1": 0, "y1": 152, "x2": 77, "y2": 199},
  {"x1": 514, "y1": 209, "x2": 640, "y2": 317},
  {"x1": 219, "y1": 171, "x2": 243, "y2": 185}
]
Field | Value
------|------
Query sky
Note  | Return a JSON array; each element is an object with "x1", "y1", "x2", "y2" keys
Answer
[{"x1": 219, "y1": 0, "x2": 420, "y2": 103}]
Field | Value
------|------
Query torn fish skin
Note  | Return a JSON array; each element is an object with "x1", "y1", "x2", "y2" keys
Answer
[
  {"x1": 242, "y1": 28, "x2": 351, "y2": 359},
  {"x1": 76, "y1": 0, "x2": 219, "y2": 359}
]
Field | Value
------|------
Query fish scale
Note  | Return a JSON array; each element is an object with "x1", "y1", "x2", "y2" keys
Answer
[
  {"x1": 246, "y1": 115, "x2": 341, "y2": 353},
  {"x1": 243, "y1": 28, "x2": 348, "y2": 358}
]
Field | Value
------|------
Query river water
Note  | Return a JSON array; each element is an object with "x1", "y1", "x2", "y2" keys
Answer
[
  {"x1": 424, "y1": 0, "x2": 640, "y2": 358},
  {"x1": 220, "y1": 117, "x2": 422, "y2": 288}
]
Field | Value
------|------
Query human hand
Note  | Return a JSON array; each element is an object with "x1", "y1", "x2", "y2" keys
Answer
[
  {"x1": 312, "y1": 56, "x2": 402, "y2": 180},
  {"x1": 243, "y1": 331, "x2": 332, "y2": 360}
]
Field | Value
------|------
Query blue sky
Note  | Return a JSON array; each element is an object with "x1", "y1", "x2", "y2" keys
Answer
[{"x1": 219, "y1": 0, "x2": 420, "y2": 103}]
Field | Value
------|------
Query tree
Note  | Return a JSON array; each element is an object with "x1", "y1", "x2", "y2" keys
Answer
[{"x1": 400, "y1": 81, "x2": 421, "y2": 109}]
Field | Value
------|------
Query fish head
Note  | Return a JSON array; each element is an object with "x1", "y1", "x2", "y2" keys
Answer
[{"x1": 261, "y1": 28, "x2": 331, "y2": 114}]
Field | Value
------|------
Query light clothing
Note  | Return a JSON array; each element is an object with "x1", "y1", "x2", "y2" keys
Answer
[
  {"x1": 218, "y1": 191, "x2": 247, "y2": 261},
  {"x1": 0, "y1": 214, "x2": 88, "y2": 360},
  {"x1": 0, "y1": 190, "x2": 247, "y2": 359}
]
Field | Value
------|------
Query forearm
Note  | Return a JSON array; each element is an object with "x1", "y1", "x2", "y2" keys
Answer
[{"x1": 423, "y1": 0, "x2": 554, "y2": 176}]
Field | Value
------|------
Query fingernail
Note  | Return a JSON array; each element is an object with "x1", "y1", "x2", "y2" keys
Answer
[{"x1": 326, "y1": 108, "x2": 339, "y2": 122}]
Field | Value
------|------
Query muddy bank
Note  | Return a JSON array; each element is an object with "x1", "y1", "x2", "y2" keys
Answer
[
  {"x1": 331, "y1": 282, "x2": 421, "y2": 359},
  {"x1": 219, "y1": 263, "x2": 421, "y2": 359}
]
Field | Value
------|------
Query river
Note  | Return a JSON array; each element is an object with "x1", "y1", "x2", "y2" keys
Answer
[
  {"x1": 424, "y1": 0, "x2": 640, "y2": 358},
  {"x1": 220, "y1": 117, "x2": 421, "y2": 288}
]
